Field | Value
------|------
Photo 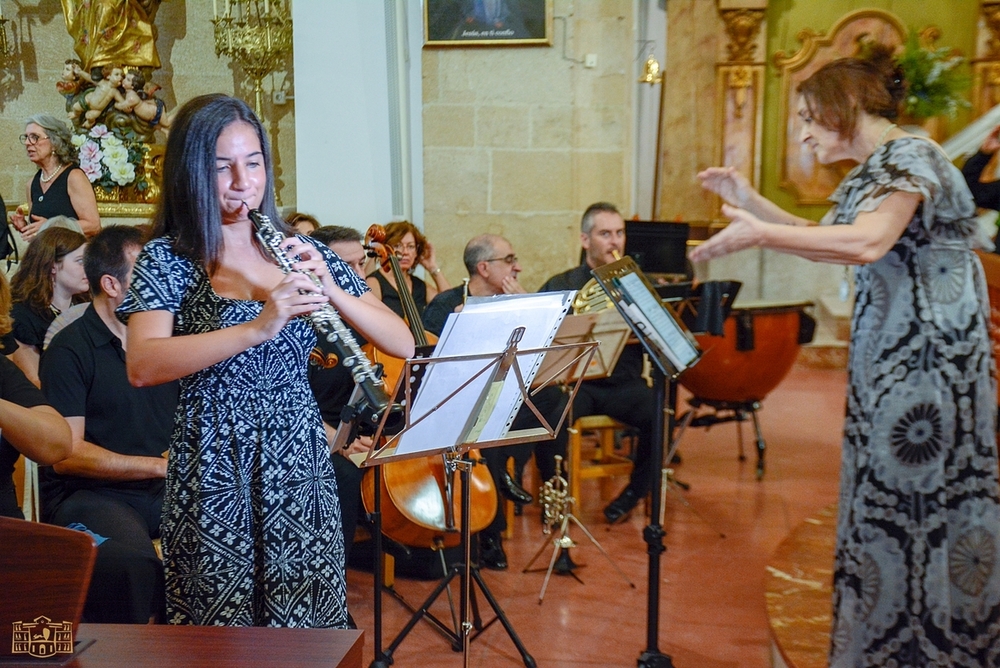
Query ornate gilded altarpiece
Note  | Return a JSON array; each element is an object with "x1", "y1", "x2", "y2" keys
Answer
[{"x1": 772, "y1": 9, "x2": 906, "y2": 206}]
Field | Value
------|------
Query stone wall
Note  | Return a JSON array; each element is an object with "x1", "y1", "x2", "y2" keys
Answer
[{"x1": 421, "y1": 0, "x2": 634, "y2": 291}]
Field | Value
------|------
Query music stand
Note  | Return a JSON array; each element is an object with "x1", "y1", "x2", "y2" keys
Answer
[
  {"x1": 350, "y1": 292, "x2": 598, "y2": 668},
  {"x1": 590, "y1": 256, "x2": 702, "y2": 668}
]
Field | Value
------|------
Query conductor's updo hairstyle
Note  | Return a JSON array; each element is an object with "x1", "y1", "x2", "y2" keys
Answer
[{"x1": 796, "y1": 42, "x2": 906, "y2": 140}]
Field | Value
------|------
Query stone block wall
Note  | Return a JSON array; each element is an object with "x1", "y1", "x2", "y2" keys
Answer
[{"x1": 421, "y1": 0, "x2": 635, "y2": 291}]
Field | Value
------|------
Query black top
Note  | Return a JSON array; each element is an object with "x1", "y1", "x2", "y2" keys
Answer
[
  {"x1": 11, "y1": 301, "x2": 55, "y2": 349},
  {"x1": 961, "y1": 150, "x2": 1000, "y2": 211},
  {"x1": 0, "y1": 356, "x2": 51, "y2": 518},
  {"x1": 38, "y1": 304, "x2": 179, "y2": 509},
  {"x1": 422, "y1": 286, "x2": 465, "y2": 337},
  {"x1": 0, "y1": 331, "x2": 19, "y2": 355},
  {"x1": 539, "y1": 264, "x2": 644, "y2": 384},
  {"x1": 368, "y1": 270, "x2": 428, "y2": 320},
  {"x1": 29, "y1": 166, "x2": 82, "y2": 221}
]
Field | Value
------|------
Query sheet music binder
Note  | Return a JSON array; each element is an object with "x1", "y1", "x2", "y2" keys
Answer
[{"x1": 591, "y1": 256, "x2": 701, "y2": 377}]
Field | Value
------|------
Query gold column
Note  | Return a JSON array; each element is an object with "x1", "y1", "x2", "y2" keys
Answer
[
  {"x1": 715, "y1": 6, "x2": 766, "y2": 193},
  {"x1": 972, "y1": 1, "x2": 1000, "y2": 115}
]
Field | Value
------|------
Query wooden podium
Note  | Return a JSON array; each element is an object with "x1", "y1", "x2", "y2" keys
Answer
[{"x1": 57, "y1": 625, "x2": 363, "y2": 668}]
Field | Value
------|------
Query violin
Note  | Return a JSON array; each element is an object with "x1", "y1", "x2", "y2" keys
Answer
[{"x1": 361, "y1": 225, "x2": 497, "y2": 549}]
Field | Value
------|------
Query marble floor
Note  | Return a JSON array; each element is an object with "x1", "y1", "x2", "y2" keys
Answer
[{"x1": 345, "y1": 365, "x2": 848, "y2": 667}]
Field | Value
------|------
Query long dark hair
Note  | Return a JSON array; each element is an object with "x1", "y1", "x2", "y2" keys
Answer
[
  {"x1": 152, "y1": 94, "x2": 287, "y2": 273},
  {"x1": 797, "y1": 43, "x2": 906, "y2": 140},
  {"x1": 11, "y1": 227, "x2": 88, "y2": 316}
]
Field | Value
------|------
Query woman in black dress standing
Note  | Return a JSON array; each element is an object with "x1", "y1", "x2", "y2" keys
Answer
[
  {"x1": 120, "y1": 94, "x2": 413, "y2": 627},
  {"x1": 10, "y1": 114, "x2": 100, "y2": 241}
]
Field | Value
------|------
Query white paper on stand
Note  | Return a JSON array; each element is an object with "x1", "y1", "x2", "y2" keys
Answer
[{"x1": 393, "y1": 291, "x2": 573, "y2": 456}]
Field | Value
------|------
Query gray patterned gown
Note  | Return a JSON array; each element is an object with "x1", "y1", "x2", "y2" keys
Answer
[
  {"x1": 118, "y1": 235, "x2": 368, "y2": 627},
  {"x1": 826, "y1": 137, "x2": 1000, "y2": 666}
]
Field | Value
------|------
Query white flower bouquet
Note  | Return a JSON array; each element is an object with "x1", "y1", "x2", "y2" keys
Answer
[{"x1": 72, "y1": 124, "x2": 148, "y2": 193}]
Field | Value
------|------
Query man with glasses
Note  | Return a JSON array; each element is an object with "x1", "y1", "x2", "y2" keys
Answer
[
  {"x1": 422, "y1": 234, "x2": 539, "y2": 570},
  {"x1": 535, "y1": 202, "x2": 658, "y2": 525}
]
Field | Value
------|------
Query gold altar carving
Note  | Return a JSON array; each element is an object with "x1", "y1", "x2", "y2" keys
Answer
[
  {"x1": 773, "y1": 9, "x2": 906, "y2": 205},
  {"x1": 710, "y1": 4, "x2": 766, "y2": 202},
  {"x1": 972, "y1": 2, "x2": 1000, "y2": 116},
  {"x1": 720, "y1": 9, "x2": 765, "y2": 62},
  {"x1": 983, "y1": 3, "x2": 1000, "y2": 58},
  {"x1": 61, "y1": 0, "x2": 162, "y2": 72},
  {"x1": 58, "y1": 1, "x2": 167, "y2": 217}
]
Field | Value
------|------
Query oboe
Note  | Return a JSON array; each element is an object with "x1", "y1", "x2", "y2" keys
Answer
[{"x1": 247, "y1": 207, "x2": 391, "y2": 427}]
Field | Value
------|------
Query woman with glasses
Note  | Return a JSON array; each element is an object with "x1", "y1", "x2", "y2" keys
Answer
[
  {"x1": 365, "y1": 221, "x2": 451, "y2": 319},
  {"x1": 10, "y1": 114, "x2": 101, "y2": 242}
]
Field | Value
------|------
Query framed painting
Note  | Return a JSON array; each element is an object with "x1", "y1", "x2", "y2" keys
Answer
[{"x1": 425, "y1": 0, "x2": 552, "y2": 47}]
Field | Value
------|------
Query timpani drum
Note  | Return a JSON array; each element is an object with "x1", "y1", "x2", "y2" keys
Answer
[{"x1": 678, "y1": 301, "x2": 814, "y2": 403}]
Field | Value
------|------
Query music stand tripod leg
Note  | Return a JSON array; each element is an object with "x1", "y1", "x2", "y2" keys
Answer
[{"x1": 567, "y1": 514, "x2": 635, "y2": 588}]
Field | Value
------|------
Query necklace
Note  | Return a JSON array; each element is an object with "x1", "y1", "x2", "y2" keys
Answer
[
  {"x1": 39, "y1": 164, "x2": 63, "y2": 183},
  {"x1": 875, "y1": 122, "x2": 897, "y2": 148}
]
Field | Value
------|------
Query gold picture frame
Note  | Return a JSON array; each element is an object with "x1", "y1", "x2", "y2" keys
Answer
[{"x1": 425, "y1": 0, "x2": 552, "y2": 47}]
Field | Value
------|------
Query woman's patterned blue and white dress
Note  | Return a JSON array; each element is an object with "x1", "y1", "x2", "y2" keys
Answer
[
  {"x1": 826, "y1": 137, "x2": 1000, "y2": 666},
  {"x1": 119, "y1": 235, "x2": 367, "y2": 627}
]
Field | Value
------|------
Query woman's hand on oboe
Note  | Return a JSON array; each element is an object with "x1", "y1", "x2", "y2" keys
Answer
[
  {"x1": 283, "y1": 237, "x2": 341, "y2": 303},
  {"x1": 255, "y1": 271, "x2": 327, "y2": 339}
]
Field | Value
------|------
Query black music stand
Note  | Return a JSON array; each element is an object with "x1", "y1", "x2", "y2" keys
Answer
[
  {"x1": 590, "y1": 256, "x2": 703, "y2": 668},
  {"x1": 352, "y1": 293, "x2": 597, "y2": 668}
]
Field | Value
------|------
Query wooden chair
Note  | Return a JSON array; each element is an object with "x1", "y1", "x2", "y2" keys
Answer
[
  {"x1": 0, "y1": 516, "x2": 97, "y2": 655},
  {"x1": 567, "y1": 414, "x2": 634, "y2": 504}
]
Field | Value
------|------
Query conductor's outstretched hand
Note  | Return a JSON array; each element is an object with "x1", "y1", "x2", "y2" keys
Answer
[
  {"x1": 697, "y1": 166, "x2": 756, "y2": 208},
  {"x1": 688, "y1": 205, "x2": 763, "y2": 263}
]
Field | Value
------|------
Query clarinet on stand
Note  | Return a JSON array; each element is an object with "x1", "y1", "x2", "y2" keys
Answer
[{"x1": 247, "y1": 207, "x2": 393, "y2": 427}]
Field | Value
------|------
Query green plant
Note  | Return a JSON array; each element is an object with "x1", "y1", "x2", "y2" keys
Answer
[{"x1": 896, "y1": 30, "x2": 970, "y2": 119}]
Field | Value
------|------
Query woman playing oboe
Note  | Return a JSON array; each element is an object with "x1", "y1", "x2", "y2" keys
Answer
[{"x1": 119, "y1": 94, "x2": 413, "y2": 627}]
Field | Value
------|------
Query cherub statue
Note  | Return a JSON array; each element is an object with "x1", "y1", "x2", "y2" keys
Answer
[
  {"x1": 70, "y1": 64, "x2": 126, "y2": 129},
  {"x1": 56, "y1": 59, "x2": 84, "y2": 102},
  {"x1": 114, "y1": 69, "x2": 173, "y2": 133}
]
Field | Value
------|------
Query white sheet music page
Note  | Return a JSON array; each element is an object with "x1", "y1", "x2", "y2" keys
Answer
[
  {"x1": 616, "y1": 272, "x2": 699, "y2": 371},
  {"x1": 393, "y1": 291, "x2": 573, "y2": 456}
]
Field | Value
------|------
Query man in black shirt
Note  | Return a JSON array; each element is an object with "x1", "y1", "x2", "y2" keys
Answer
[
  {"x1": 537, "y1": 202, "x2": 658, "y2": 524},
  {"x1": 39, "y1": 225, "x2": 179, "y2": 623}
]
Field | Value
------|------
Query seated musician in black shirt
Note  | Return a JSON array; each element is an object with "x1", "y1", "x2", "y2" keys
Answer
[
  {"x1": 423, "y1": 233, "x2": 558, "y2": 570},
  {"x1": 39, "y1": 225, "x2": 179, "y2": 623},
  {"x1": 536, "y1": 202, "x2": 658, "y2": 525}
]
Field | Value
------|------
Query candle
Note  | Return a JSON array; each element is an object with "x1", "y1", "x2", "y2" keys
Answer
[
  {"x1": 224, "y1": 0, "x2": 230, "y2": 18},
  {"x1": 213, "y1": 0, "x2": 217, "y2": 20},
  {"x1": 263, "y1": 0, "x2": 269, "y2": 15}
]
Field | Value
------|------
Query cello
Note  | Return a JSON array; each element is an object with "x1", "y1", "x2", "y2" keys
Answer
[{"x1": 361, "y1": 225, "x2": 497, "y2": 549}]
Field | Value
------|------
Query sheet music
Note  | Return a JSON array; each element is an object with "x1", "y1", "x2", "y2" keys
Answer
[
  {"x1": 616, "y1": 272, "x2": 699, "y2": 370},
  {"x1": 392, "y1": 291, "x2": 573, "y2": 456}
]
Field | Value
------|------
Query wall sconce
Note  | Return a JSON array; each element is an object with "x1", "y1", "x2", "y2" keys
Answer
[{"x1": 638, "y1": 53, "x2": 663, "y2": 85}]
